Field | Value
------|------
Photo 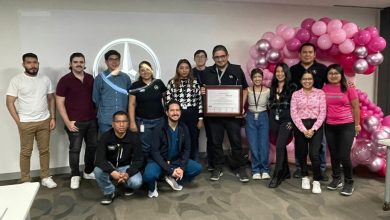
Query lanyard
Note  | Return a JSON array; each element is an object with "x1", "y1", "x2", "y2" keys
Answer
[
  {"x1": 252, "y1": 86, "x2": 263, "y2": 110},
  {"x1": 217, "y1": 68, "x2": 225, "y2": 85}
]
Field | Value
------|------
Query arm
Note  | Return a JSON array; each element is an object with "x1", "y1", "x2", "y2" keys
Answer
[
  {"x1": 95, "y1": 133, "x2": 116, "y2": 174},
  {"x1": 92, "y1": 75, "x2": 101, "y2": 107},
  {"x1": 6, "y1": 95, "x2": 20, "y2": 125},
  {"x1": 242, "y1": 87, "x2": 248, "y2": 114},
  {"x1": 128, "y1": 95, "x2": 138, "y2": 132},
  {"x1": 47, "y1": 93, "x2": 56, "y2": 130},
  {"x1": 290, "y1": 92, "x2": 307, "y2": 133},
  {"x1": 351, "y1": 98, "x2": 361, "y2": 134},
  {"x1": 55, "y1": 95, "x2": 78, "y2": 131}
]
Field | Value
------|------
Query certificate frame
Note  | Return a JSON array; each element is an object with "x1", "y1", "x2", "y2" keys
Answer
[{"x1": 204, "y1": 85, "x2": 243, "y2": 117}]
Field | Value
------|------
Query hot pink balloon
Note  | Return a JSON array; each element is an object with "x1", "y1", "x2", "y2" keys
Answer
[
  {"x1": 309, "y1": 35, "x2": 318, "y2": 47},
  {"x1": 369, "y1": 157, "x2": 386, "y2": 172},
  {"x1": 328, "y1": 44, "x2": 340, "y2": 56},
  {"x1": 353, "y1": 30, "x2": 371, "y2": 46},
  {"x1": 365, "y1": 26, "x2": 379, "y2": 38},
  {"x1": 296, "y1": 28, "x2": 311, "y2": 43},
  {"x1": 301, "y1": 18, "x2": 316, "y2": 30},
  {"x1": 311, "y1": 21, "x2": 327, "y2": 36},
  {"x1": 270, "y1": 36, "x2": 285, "y2": 50},
  {"x1": 262, "y1": 32, "x2": 276, "y2": 42},
  {"x1": 378, "y1": 162, "x2": 386, "y2": 177},
  {"x1": 330, "y1": 29, "x2": 347, "y2": 44},
  {"x1": 268, "y1": 63, "x2": 276, "y2": 73},
  {"x1": 338, "y1": 39, "x2": 355, "y2": 54},
  {"x1": 327, "y1": 19, "x2": 343, "y2": 33},
  {"x1": 342, "y1": 22, "x2": 359, "y2": 38},
  {"x1": 276, "y1": 24, "x2": 288, "y2": 36},
  {"x1": 319, "y1": 17, "x2": 331, "y2": 24},
  {"x1": 317, "y1": 34, "x2": 333, "y2": 50},
  {"x1": 363, "y1": 65, "x2": 376, "y2": 75},
  {"x1": 282, "y1": 27, "x2": 296, "y2": 41},
  {"x1": 382, "y1": 115, "x2": 390, "y2": 127},
  {"x1": 286, "y1": 38, "x2": 301, "y2": 51},
  {"x1": 367, "y1": 36, "x2": 387, "y2": 52}
]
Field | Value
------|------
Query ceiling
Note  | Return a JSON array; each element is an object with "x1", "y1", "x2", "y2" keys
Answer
[{"x1": 199, "y1": 0, "x2": 390, "y2": 9}]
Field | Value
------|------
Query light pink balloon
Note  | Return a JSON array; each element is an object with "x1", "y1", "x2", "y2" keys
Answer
[
  {"x1": 369, "y1": 157, "x2": 386, "y2": 172},
  {"x1": 338, "y1": 39, "x2": 355, "y2": 54},
  {"x1": 262, "y1": 32, "x2": 276, "y2": 42},
  {"x1": 246, "y1": 59, "x2": 256, "y2": 73},
  {"x1": 311, "y1": 21, "x2": 327, "y2": 36},
  {"x1": 263, "y1": 68, "x2": 274, "y2": 81},
  {"x1": 351, "y1": 139, "x2": 375, "y2": 165},
  {"x1": 342, "y1": 22, "x2": 359, "y2": 38},
  {"x1": 283, "y1": 58, "x2": 300, "y2": 67},
  {"x1": 283, "y1": 46, "x2": 299, "y2": 59},
  {"x1": 270, "y1": 36, "x2": 285, "y2": 50},
  {"x1": 276, "y1": 24, "x2": 288, "y2": 36},
  {"x1": 317, "y1": 34, "x2": 332, "y2": 50},
  {"x1": 282, "y1": 27, "x2": 296, "y2": 41},
  {"x1": 330, "y1": 29, "x2": 347, "y2": 44},
  {"x1": 249, "y1": 45, "x2": 259, "y2": 59},
  {"x1": 327, "y1": 19, "x2": 343, "y2": 33}
]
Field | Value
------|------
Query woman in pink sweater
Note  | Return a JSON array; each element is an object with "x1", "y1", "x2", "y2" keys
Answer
[{"x1": 291, "y1": 70, "x2": 326, "y2": 194}]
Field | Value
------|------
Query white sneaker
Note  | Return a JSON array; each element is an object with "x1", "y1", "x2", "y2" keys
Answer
[
  {"x1": 301, "y1": 177, "x2": 310, "y2": 190},
  {"x1": 261, "y1": 173, "x2": 271, "y2": 180},
  {"x1": 41, "y1": 176, "x2": 57, "y2": 189},
  {"x1": 148, "y1": 182, "x2": 158, "y2": 198},
  {"x1": 83, "y1": 171, "x2": 95, "y2": 180},
  {"x1": 252, "y1": 173, "x2": 262, "y2": 180},
  {"x1": 70, "y1": 176, "x2": 81, "y2": 189},
  {"x1": 312, "y1": 181, "x2": 322, "y2": 194}
]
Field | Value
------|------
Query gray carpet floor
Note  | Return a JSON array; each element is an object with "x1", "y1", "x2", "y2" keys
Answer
[{"x1": 1, "y1": 166, "x2": 390, "y2": 220}]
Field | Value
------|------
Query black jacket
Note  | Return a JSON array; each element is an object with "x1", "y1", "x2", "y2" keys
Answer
[
  {"x1": 290, "y1": 61, "x2": 327, "y2": 89},
  {"x1": 202, "y1": 63, "x2": 248, "y2": 88},
  {"x1": 95, "y1": 129, "x2": 143, "y2": 176},
  {"x1": 150, "y1": 120, "x2": 190, "y2": 175}
]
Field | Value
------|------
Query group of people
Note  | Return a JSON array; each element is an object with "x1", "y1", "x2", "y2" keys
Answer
[{"x1": 5, "y1": 42, "x2": 360, "y2": 206}]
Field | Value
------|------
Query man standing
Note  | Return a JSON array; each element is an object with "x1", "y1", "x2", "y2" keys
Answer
[
  {"x1": 6, "y1": 53, "x2": 57, "y2": 188},
  {"x1": 56, "y1": 52, "x2": 98, "y2": 189},
  {"x1": 290, "y1": 42, "x2": 329, "y2": 181},
  {"x1": 93, "y1": 50, "x2": 132, "y2": 134},
  {"x1": 94, "y1": 111, "x2": 143, "y2": 205},
  {"x1": 201, "y1": 45, "x2": 249, "y2": 182},
  {"x1": 143, "y1": 100, "x2": 202, "y2": 198}
]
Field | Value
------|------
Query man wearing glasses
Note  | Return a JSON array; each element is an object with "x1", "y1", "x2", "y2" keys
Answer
[{"x1": 201, "y1": 45, "x2": 250, "y2": 182}]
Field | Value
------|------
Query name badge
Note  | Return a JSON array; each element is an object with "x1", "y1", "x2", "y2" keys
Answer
[
  {"x1": 140, "y1": 124, "x2": 145, "y2": 133},
  {"x1": 254, "y1": 113, "x2": 259, "y2": 120},
  {"x1": 275, "y1": 114, "x2": 279, "y2": 121},
  {"x1": 182, "y1": 104, "x2": 187, "y2": 110},
  {"x1": 107, "y1": 145, "x2": 116, "y2": 151}
]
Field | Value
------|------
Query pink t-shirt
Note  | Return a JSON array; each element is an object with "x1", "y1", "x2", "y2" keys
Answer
[{"x1": 322, "y1": 84, "x2": 358, "y2": 125}]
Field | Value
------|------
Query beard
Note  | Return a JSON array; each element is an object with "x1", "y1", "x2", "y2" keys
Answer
[{"x1": 25, "y1": 67, "x2": 39, "y2": 76}]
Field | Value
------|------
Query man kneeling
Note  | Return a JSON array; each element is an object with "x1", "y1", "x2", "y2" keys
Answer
[
  {"x1": 143, "y1": 100, "x2": 202, "y2": 198},
  {"x1": 94, "y1": 111, "x2": 143, "y2": 205}
]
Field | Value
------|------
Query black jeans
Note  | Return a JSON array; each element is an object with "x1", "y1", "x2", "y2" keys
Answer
[
  {"x1": 203, "y1": 118, "x2": 214, "y2": 167},
  {"x1": 325, "y1": 123, "x2": 355, "y2": 180},
  {"x1": 65, "y1": 119, "x2": 98, "y2": 176},
  {"x1": 207, "y1": 117, "x2": 246, "y2": 170},
  {"x1": 180, "y1": 107, "x2": 200, "y2": 161},
  {"x1": 293, "y1": 119, "x2": 323, "y2": 181},
  {"x1": 269, "y1": 117, "x2": 293, "y2": 178}
]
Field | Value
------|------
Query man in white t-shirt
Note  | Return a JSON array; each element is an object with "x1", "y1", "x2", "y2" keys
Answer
[{"x1": 6, "y1": 53, "x2": 57, "y2": 188}]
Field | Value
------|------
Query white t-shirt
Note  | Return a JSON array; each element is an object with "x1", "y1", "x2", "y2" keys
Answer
[{"x1": 6, "y1": 73, "x2": 54, "y2": 122}]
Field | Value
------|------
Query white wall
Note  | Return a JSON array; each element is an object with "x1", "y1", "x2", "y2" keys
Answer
[{"x1": 0, "y1": 0, "x2": 379, "y2": 177}]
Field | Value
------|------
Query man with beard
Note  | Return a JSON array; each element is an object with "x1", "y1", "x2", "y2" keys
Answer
[
  {"x1": 56, "y1": 52, "x2": 98, "y2": 189},
  {"x1": 6, "y1": 53, "x2": 57, "y2": 188}
]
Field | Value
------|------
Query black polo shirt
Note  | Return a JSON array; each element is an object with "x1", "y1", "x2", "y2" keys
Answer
[
  {"x1": 290, "y1": 61, "x2": 327, "y2": 89},
  {"x1": 129, "y1": 79, "x2": 167, "y2": 119},
  {"x1": 203, "y1": 63, "x2": 248, "y2": 88}
]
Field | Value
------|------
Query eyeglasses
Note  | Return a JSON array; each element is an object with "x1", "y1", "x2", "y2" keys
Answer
[
  {"x1": 108, "y1": 57, "x2": 120, "y2": 62},
  {"x1": 195, "y1": 55, "x2": 206, "y2": 59},
  {"x1": 301, "y1": 78, "x2": 313, "y2": 81},
  {"x1": 213, "y1": 55, "x2": 227, "y2": 61},
  {"x1": 328, "y1": 71, "x2": 340, "y2": 75}
]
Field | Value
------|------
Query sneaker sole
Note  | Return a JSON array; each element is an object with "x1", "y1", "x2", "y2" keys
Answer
[
  {"x1": 340, "y1": 188, "x2": 354, "y2": 196},
  {"x1": 210, "y1": 172, "x2": 223, "y2": 181},
  {"x1": 327, "y1": 184, "x2": 343, "y2": 191}
]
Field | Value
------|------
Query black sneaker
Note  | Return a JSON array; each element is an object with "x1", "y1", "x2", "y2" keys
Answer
[
  {"x1": 210, "y1": 170, "x2": 223, "y2": 181},
  {"x1": 340, "y1": 180, "x2": 354, "y2": 196},
  {"x1": 237, "y1": 168, "x2": 249, "y2": 183},
  {"x1": 124, "y1": 188, "x2": 135, "y2": 196},
  {"x1": 327, "y1": 178, "x2": 343, "y2": 190},
  {"x1": 320, "y1": 171, "x2": 329, "y2": 182},
  {"x1": 293, "y1": 169, "x2": 302, "y2": 178},
  {"x1": 100, "y1": 193, "x2": 115, "y2": 205}
]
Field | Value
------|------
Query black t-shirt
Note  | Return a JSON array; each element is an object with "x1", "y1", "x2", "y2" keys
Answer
[
  {"x1": 192, "y1": 68, "x2": 206, "y2": 85},
  {"x1": 290, "y1": 61, "x2": 327, "y2": 89},
  {"x1": 129, "y1": 79, "x2": 167, "y2": 119}
]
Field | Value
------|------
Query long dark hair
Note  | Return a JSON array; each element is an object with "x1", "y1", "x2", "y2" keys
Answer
[
  {"x1": 325, "y1": 63, "x2": 348, "y2": 93},
  {"x1": 173, "y1": 59, "x2": 194, "y2": 89}
]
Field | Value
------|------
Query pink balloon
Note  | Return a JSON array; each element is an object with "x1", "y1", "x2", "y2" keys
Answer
[
  {"x1": 282, "y1": 27, "x2": 296, "y2": 41},
  {"x1": 249, "y1": 45, "x2": 259, "y2": 59},
  {"x1": 363, "y1": 65, "x2": 377, "y2": 75},
  {"x1": 338, "y1": 39, "x2": 355, "y2": 54},
  {"x1": 378, "y1": 162, "x2": 386, "y2": 177},
  {"x1": 351, "y1": 139, "x2": 375, "y2": 165},
  {"x1": 283, "y1": 58, "x2": 300, "y2": 67},
  {"x1": 268, "y1": 63, "x2": 276, "y2": 73},
  {"x1": 296, "y1": 28, "x2": 311, "y2": 43},
  {"x1": 276, "y1": 24, "x2": 288, "y2": 36},
  {"x1": 309, "y1": 35, "x2": 318, "y2": 47},
  {"x1": 311, "y1": 21, "x2": 327, "y2": 36},
  {"x1": 286, "y1": 38, "x2": 301, "y2": 51},
  {"x1": 369, "y1": 157, "x2": 386, "y2": 172},
  {"x1": 283, "y1": 46, "x2": 299, "y2": 59},
  {"x1": 365, "y1": 26, "x2": 379, "y2": 38},
  {"x1": 341, "y1": 19, "x2": 350, "y2": 25},
  {"x1": 363, "y1": 115, "x2": 381, "y2": 133},
  {"x1": 270, "y1": 36, "x2": 285, "y2": 50},
  {"x1": 382, "y1": 115, "x2": 390, "y2": 127},
  {"x1": 301, "y1": 18, "x2": 316, "y2": 30},
  {"x1": 263, "y1": 68, "x2": 274, "y2": 80},
  {"x1": 371, "y1": 128, "x2": 390, "y2": 145},
  {"x1": 327, "y1": 19, "x2": 343, "y2": 33},
  {"x1": 338, "y1": 53, "x2": 356, "y2": 69},
  {"x1": 367, "y1": 36, "x2": 387, "y2": 52},
  {"x1": 353, "y1": 30, "x2": 371, "y2": 46},
  {"x1": 328, "y1": 44, "x2": 340, "y2": 56},
  {"x1": 246, "y1": 59, "x2": 256, "y2": 73},
  {"x1": 319, "y1": 17, "x2": 331, "y2": 24},
  {"x1": 317, "y1": 34, "x2": 333, "y2": 50},
  {"x1": 382, "y1": 126, "x2": 390, "y2": 134},
  {"x1": 342, "y1": 22, "x2": 359, "y2": 38},
  {"x1": 330, "y1": 29, "x2": 347, "y2": 44},
  {"x1": 375, "y1": 144, "x2": 387, "y2": 158},
  {"x1": 262, "y1": 32, "x2": 276, "y2": 42}
]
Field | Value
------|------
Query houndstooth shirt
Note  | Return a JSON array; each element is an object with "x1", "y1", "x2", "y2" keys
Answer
[{"x1": 166, "y1": 79, "x2": 203, "y2": 116}]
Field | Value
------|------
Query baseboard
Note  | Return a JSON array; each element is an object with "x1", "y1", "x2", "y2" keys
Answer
[{"x1": 0, "y1": 166, "x2": 77, "y2": 181}]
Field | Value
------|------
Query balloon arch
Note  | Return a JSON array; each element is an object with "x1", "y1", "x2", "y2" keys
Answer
[{"x1": 243, "y1": 17, "x2": 388, "y2": 177}]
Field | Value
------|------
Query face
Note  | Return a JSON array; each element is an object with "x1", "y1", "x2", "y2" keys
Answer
[
  {"x1": 112, "y1": 114, "x2": 129, "y2": 135},
  {"x1": 105, "y1": 55, "x2": 120, "y2": 71},
  {"x1": 251, "y1": 73, "x2": 263, "y2": 86},
  {"x1": 275, "y1": 66, "x2": 286, "y2": 82},
  {"x1": 139, "y1": 64, "x2": 153, "y2": 81},
  {"x1": 178, "y1": 63, "x2": 190, "y2": 79},
  {"x1": 194, "y1": 53, "x2": 207, "y2": 67},
  {"x1": 166, "y1": 103, "x2": 181, "y2": 123},
  {"x1": 301, "y1": 73, "x2": 314, "y2": 89},
  {"x1": 23, "y1": 57, "x2": 39, "y2": 76},
  {"x1": 327, "y1": 68, "x2": 342, "y2": 84},
  {"x1": 213, "y1": 50, "x2": 229, "y2": 69},
  {"x1": 70, "y1": 57, "x2": 85, "y2": 73},
  {"x1": 300, "y1": 46, "x2": 316, "y2": 65}
]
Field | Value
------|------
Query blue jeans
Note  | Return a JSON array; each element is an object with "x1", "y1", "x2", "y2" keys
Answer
[
  {"x1": 143, "y1": 160, "x2": 202, "y2": 191},
  {"x1": 136, "y1": 116, "x2": 164, "y2": 159},
  {"x1": 94, "y1": 166, "x2": 143, "y2": 195},
  {"x1": 245, "y1": 111, "x2": 269, "y2": 174}
]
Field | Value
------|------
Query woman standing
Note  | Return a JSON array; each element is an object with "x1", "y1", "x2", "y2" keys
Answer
[
  {"x1": 244, "y1": 68, "x2": 270, "y2": 180},
  {"x1": 128, "y1": 61, "x2": 167, "y2": 161},
  {"x1": 291, "y1": 70, "x2": 326, "y2": 194},
  {"x1": 323, "y1": 64, "x2": 360, "y2": 196},
  {"x1": 268, "y1": 63, "x2": 296, "y2": 188},
  {"x1": 166, "y1": 59, "x2": 203, "y2": 161}
]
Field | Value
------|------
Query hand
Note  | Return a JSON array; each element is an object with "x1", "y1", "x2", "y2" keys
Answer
[
  {"x1": 118, "y1": 172, "x2": 129, "y2": 183},
  {"x1": 200, "y1": 87, "x2": 206, "y2": 95},
  {"x1": 129, "y1": 122, "x2": 138, "y2": 132},
  {"x1": 50, "y1": 118, "x2": 56, "y2": 130},
  {"x1": 355, "y1": 125, "x2": 361, "y2": 136},
  {"x1": 110, "y1": 171, "x2": 121, "y2": 180},
  {"x1": 197, "y1": 120, "x2": 204, "y2": 129},
  {"x1": 347, "y1": 81, "x2": 355, "y2": 88},
  {"x1": 111, "y1": 68, "x2": 120, "y2": 76},
  {"x1": 66, "y1": 121, "x2": 79, "y2": 132},
  {"x1": 172, "y1": 167, "x2": 183, "y2": 181}
]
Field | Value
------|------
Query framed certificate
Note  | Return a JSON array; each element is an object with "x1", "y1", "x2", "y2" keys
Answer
[{"x1": 204, "y1": 85, "x2": 243, "y2": 117}]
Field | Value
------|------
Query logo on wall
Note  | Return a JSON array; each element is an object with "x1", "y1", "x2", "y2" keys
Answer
[{"x1": 92, "y1": 38, "x2": 161, "y2": 93}]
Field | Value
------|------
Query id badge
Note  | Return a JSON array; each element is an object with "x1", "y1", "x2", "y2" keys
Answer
[
  {"x1": 254, "y1": 113, "x2": 259, "y2": 120},
  {"x1": 275, "y1": 114, "x2": 280, "y2": 121},
  {"x1": 182, "y1": 104, "x2": 187, "y2": 110},
  {"x1": 140, "y1": 124, "x2": 145, "y2": 133}
]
